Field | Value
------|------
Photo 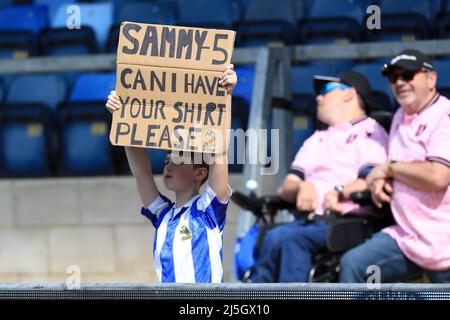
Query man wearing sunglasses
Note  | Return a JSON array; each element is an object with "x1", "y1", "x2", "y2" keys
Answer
[
  {"x1": 340, "y1": 49, "x2": 450, "y2": 283},
  {"x1": 249, "y1": 71, "x2": 389, "y2": 283}
]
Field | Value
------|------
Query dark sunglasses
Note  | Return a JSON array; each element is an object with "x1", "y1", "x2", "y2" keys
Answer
[{"x1": 386, "y1": 69, "x2": 423, "y2": 84}]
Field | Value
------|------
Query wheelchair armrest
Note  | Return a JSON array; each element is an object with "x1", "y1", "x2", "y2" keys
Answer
[
  {"x1": 348, "y1": 190, "x2": 373, "y2": 206},
  {"x1": 231, "y1": 192, "x2": 297, "y2": 219}
]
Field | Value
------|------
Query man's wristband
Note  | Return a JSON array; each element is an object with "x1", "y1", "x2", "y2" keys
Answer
[{"x1": 387, "y1": 160, "x2": 397, "y2": 178}]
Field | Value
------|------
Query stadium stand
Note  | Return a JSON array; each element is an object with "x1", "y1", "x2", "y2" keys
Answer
[
  {"x1": 58, "y1": 72, "x2": 115, "y2": 175},
  {"x1": 0, "y1": 4, "x2": 48, "y2": 58},
  {"x1": 352, "y1": 63, "x2": 395, "y2": 111},
  {"x1": 41, "y1": 2, "x2": 112, "y2": 55},
  {"x1": 178, "y1": 0, "x2": 235, "y2": 29},
  {"x1": 0, "y1": 0, "x2": 448, "y2": 179},
  {"x1": 434, "y1": 59, "x2": 450, "y2": 98},
  {"x1": 106, "y1": 1, "x2": 178, "y2": 53},
  {"x1": 235, "y1": 0, "x2": 303, "y2": 47},
  {"x1": 367, "y1": 0, "x2": 434, "y2": 42},
  {"x1": 298, "y1": 0, "x2": 364, "y2": 44}
]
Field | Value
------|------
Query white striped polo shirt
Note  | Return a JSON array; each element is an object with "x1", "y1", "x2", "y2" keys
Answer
[{"x1": 141, "y1": 184, "x2": 232, "y2": 283}]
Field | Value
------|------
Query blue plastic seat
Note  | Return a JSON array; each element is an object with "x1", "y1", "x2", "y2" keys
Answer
[
  {"x1": 0, "y1": 80, "x2": 4, "y2": 102},
  {"x1": 42, "y1": 2, "x2": 113, "y2": 55},
  {"x1": 229, "y1": 101, "x2": 249, "y2": 173},
  {"x1": 352, "y1": 63, "x2": 395, "y2": 111},
  {"x1": 0, "y1": 104, "x2": 52, "y2": 177},
  {"x1": 6, "y1": 74, "x2": 67, "y2": 111},
  {"x1": 235, "y1": 0, "x2": 302, "y2": 47},
  {"x1": 58, "y1": 72, "x2": 116, "y2": 175},
  {"x1": 146, "y1": 149, "x2": 168, "y2": 175},
  {"x1": 437, "y1": 0, "x2": 450, "y2": 38},
  {"x1": 69, "y1": 72, "x2": 116, "y2": 102},
  {"x1": 106, "y1": 1, "x2": 178, "y2": 53},
  {"x1": 299, "y1": 0, "x2": 364, "y2": 44},
  {"x1": 0, "y1": 0, "x2": 12, "y2": 10},
  {"x1": 179, "y1": 0, "x2": 234, "y2": 29},
  {"x1": 233, "y1": 65, "x2": 254, "y2": 112},
  {"x1": 58, "y1": 109, "x2": 113, "y2": 175},
  {"x1": 434, "y1": 59, "x2": 450, "y2": 98},
  {"x1": 35, "y1": 0, "x2": 67, "y2": 22},
  {"x1": 291, "y1": 65, "x2": 331, "y2": 152},
  {"x1": 304, "y1": 59, "x2": 354, "y2": 77},
  {"x1": 0, "y1": 5, "x2": 49, "y2": 58},
  {"x1": 367, "y1": 0, "x2": 433, "y2": 42}
]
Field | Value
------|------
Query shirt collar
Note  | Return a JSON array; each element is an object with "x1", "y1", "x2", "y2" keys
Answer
[
  {"x1": 172, "y1": 194, "x2": 200, "y2": 214},
  {"x1": 330, "y1": 115, "x2": 368, "y2": 131},
  {"x1": 417, "y1": 92, "x2": 440, "y2": 115},
  {"x1": 401, "y1": 93, "x2": 440, "y2": 124}
]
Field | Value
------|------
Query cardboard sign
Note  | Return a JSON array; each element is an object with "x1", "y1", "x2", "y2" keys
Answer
[{"x1": 110, "y1": 22, "x2": 236, "y2": 153}]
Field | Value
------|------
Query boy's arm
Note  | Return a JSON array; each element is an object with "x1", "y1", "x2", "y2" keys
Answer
[
  {"x1": 208, "y1": 64, "x2": 236, "y2": 202},
  {"x1": 107, "y1": 91, "x2": 160, "y2": 207},
  {"x1": 125, "y1": 146, "x2": 160, "y2": 208}
]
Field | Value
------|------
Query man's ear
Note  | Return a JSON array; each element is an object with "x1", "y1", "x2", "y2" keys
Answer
[
  {"x1": 343, "y1": 87, "x2": 357, "y2": 103},
  {"x1": 427, "y1": 71, "x2": 437, "y2": 91}
]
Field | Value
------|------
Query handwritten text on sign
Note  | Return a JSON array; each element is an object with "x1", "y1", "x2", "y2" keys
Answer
[{"x1": 110, "y1": 23, "x2": 236, "y2": 153}]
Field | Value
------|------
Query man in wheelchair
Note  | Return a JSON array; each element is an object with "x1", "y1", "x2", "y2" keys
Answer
[{"x1": 243, "y1": 71, "x2": 390, "y2": 283}]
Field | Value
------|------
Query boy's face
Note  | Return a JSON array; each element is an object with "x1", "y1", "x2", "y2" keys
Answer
[{"x1": 162, "y1": 153, "x2": 206, "y2": 192}]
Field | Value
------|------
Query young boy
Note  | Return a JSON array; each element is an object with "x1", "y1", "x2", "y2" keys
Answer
[{"x1": 106, "y1": 64, "x2": 237, "y2": 283}]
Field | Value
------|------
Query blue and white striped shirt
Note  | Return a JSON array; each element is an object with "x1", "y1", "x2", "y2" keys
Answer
[{"x1": 141, "y1": 184, "x2": 232, "y2": 283}]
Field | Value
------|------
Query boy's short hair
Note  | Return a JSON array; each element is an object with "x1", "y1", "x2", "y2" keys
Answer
[{"x1": 168, "y1": 151, "x2": 210, "y2": 186}]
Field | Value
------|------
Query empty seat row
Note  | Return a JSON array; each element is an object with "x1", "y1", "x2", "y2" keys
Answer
[{"x1": 3, "y1": 0, "x2": 450, "y2": 57}]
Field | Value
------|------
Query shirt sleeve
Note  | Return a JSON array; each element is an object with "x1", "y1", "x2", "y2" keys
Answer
[
  {"x1": 140, "y1": 194, "x2": 173, "y2": 228},
  {"x1": 196, "y1": 183, "x2": 232, "y2": 231},
  {"x1": 357, "y1": 122, "x2": 389, "y2": 176},
  {"x1": 426, "y1": 114, "x2": 450, "y2": 168},
  {"x1": 290, "y1": 134, "x2": 314, "y2": 177}
]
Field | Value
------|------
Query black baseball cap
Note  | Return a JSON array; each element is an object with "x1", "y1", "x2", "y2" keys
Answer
[
  {"x1": 313, "y1": 70, "x2": 374, "y2": 111},
  {"x1": 382, "y1": 49, "x2": 434, "y2": 75}
]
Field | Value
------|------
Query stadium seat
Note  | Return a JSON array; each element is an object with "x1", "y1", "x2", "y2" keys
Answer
[
  {"x1": 235, "y1": 0, "x2": 303, "y2": 47},
  {"x1": 298, "y1": 0, "x2": 364, "y2": 44},
  {"x1": 304, "y1": 59, "x2": 354, "y2": 77},
  {"x1": 58, "y1": 103, "x2": 114, "y2": 176},
  {"x1": 438, "y1": 0, "x2": 450, "y2": 38},
  {"x1": 178, "y1": 0, "x2": 235, "y2": 29},
  {"x1": 69, "y1": 72, "x2": 115, "y2": 102},
  {"x1": 35, "y1": 0, "x2": 66, "y2": 21},
  {"x1": 229, "y1": 65, "x2": 253, "y2": 172},
  {"x1": 352, "y1": 63, "x2": 395, "y2": 111},
  {"x1": 0, "y1": 80, "x2": 4, "y2": 102},
  {"x1": 229, "y1": 100, "x2": 249, "y2": 173},
  {"x1": 0, "y1": 103, "x2": 52, "y2": 177},
  {"x1": 41, "y1": 2, "x2": 113, "y2": 55},
  {"x1": 106, "y1": 1, "x2": 178, "y2": 53},
  {"x1": 6, "y1": 74, "x2": 67, "y2": 112},
  {"x1": 146, "y1": 148, "x2": 168, "y2": 175},
  {"x1": 232, "y1": 65, "x2": 254, "y2": 112},
  {"x1": 434, "y1": 59, "x2": 450, "y2": 98},
  {"x1": 58, "y1": 72, "x2": 116, "y2": 175},
  {"x1": 0, "y1": 4, "x2": 49, "y2": 58},
  {"x1": 291, "y1": 65, "x2": 330, "y2": 152},
  {"x1": 0, "y1": 0, "x2": 12, "y2": 10},
  {"x1": 367, "y1": 0, "x2": 433, "y2": 42}
]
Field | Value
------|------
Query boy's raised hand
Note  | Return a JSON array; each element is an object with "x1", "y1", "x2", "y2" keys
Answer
[
  {"x1": 219, "y1": 64, "x2": 237, "y2": 94},
  {"x1": 106, "y1": 90, "x2": 121, "y2": 113}
]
